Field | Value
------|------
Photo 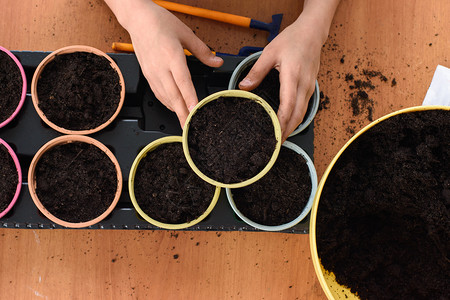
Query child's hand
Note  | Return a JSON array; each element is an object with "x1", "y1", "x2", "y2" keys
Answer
[
  {"x1": 106, "y1": 0, "x2": 223, "y2": 127},
  {"x1": 239, "y1": 0, "x2": 340, "y2": 141}
]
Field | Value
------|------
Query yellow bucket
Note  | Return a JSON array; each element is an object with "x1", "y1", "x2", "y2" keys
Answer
[{"x1": 309, "y1": 105, "x2": 450, "y2": 299}]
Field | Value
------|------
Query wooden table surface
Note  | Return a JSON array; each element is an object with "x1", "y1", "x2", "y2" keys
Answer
[{"x1": 0, "y1": 0, "x2": 448, "y2": 299}]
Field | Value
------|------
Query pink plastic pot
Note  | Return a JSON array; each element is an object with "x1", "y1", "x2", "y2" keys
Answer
[
  {"x1": 0, "y1": 46, "x2": 27, "y2": 129},
  {"x1": 0, "y1": 138, "x2": 22, "y2": 218}
]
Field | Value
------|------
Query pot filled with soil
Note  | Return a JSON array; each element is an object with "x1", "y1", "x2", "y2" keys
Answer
[
  {"x1": 228, "y1": 51, "x2": 320, "y2": 136},
  {"x1": 31, "y1": 45, "x2": 125, "y2": 135},
  {"x1": 129, "y1": 136, "x2": 220, "y2": 230},
  {"x1": 0, "y1": 138, "x2": 22, "y2": 218},
  {"x1": 183, "y1": 90, "x2": 282, "y2": 189},
  {"x1": 226, "y1": 141, "x2": 317, "y2": 231},
  {"x1": 0, "y1": 46, "x2": 27, "y2": 128},
  {"x1": 310, "y1": 106, "x2": 450, "y2": 300},
  {"x1": 28, "y1": 135, "x2": 122, "y2": 228}
]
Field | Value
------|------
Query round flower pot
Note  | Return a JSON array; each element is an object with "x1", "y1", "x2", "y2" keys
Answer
[
  {"x1": 28, "y1": 135, "x2": 123, "y2": 228},
  {"x1": 225, "y1": 141, "x2": 318, "y2": 231},
  {"x1": 0, "y1": 46, "x2": 27, "y2": 128},
  {"x1": 0, "y1": 138, "x2": 22, "y2": 218},
  {"x1": 228, "y1": 51, "x2": 320, "y2": 136},
  {"x1": 309, "y1": 106, "x2": 450, "y2": 300},
  {"x1": 129, "y1": 136, "x2": 220, "y2": 230},
  {"x1": 183, "y1": 90, "x2": 282, "y2": 189},
  {"x1": 31, "y1": 45, "x2": 125, "y2": 135}
]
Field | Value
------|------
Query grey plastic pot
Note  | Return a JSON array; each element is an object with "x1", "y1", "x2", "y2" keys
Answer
[
  {"x1": 225, "y1": 141, "x2": 318, "y2": 232},
  {"x1": 228, "y1": 51, "x2": 320, "y2": 137}
]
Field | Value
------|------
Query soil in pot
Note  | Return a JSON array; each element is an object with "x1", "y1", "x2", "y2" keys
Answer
[
  {"x1": 0, "y1": 50, "x2": 22, "y2": 124},
  {"x1": 188, "y1": 96, "x2": 277, "y2": 184},
  {"x1": 237, "y1": 68, "x2": 314, "y2": 122},
  {"x1": 35, "y1": 141, "x2": 118, "y2": 223},
  {"x1": 0, "y1": 144, "x2": 18, "y2": 213},
  {"x1": 36, "y1": 52, "x2": 121, "y2": 131},
  {"x1": 316, "y1": 110, "x2": 449, "y2": 299},
  {"x1": 134, "y1": 142, "x2": 215, "y2": 224},
  {"x1": 232, "y1": 146, "x2": 312, "y2": 226}
]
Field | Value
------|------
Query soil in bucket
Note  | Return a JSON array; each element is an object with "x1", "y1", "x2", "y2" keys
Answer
[
  {"x1": 0, "y1": 50, "x2": 22, "y2": 124},
  {"x1": 35, "y1": 142, "x2": 118, "y2": 223},
  {"x1": 0, "y1": 144, "x2": 18, "y2": 213},
  {"x1": 36, "y1": 52, "x2": 121, "y2": 131},
  {"x1": 134, "y1": 142, "x2": 215, "y2": 224},
  {"x1": 187, "y1": 96, "x2": 277, "y2": 184},
  {"x1": 316, "y1": 110, "x2": 449, "y2": 300},
  {"x1": 232, "y1": 146, "x2": 312, "y2": 226}
]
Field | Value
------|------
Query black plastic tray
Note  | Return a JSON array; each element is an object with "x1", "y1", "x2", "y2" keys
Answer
[{"x1": 0, "y1": 51, "x2": 314, "y2": 233}]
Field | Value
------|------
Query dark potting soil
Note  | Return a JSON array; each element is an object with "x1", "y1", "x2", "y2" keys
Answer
[
  {"x1": 344, "y1": 69, "x2": 392, "y2": 122},
  {"x1": 187, "y1": 96, "x2": 277, "y2": 184},
  {"x1": 0, "y1": 144, "x2": 18, "y2": 213},
  {"x1": 232, "y1": 146, "x2": 312, "y2": 226},
  {"x1": 134, "y1": 142, "x2": 215, "y2": 224},
  {"x1": 0, "y1": 50, "x2": 22, "y2": 124},
  {"x1": 237, "y1": 68, "x2": 314, "y2": 123},
  {"x1": 37, "y1": 52, "x2": 121, "y2": 131},
  {"x1": 35, "y1": 142, "x2": 118, "y2": 223},
  {"x1": 316, "y1": 110, "x2": 450, "y2": 300}
]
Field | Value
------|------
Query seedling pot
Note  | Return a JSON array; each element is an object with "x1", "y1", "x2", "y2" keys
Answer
[
  {"x1": 129, "y1": 136, "x2": 221, "y2": 230},
  {"x1": 0, "y1": 138, "x2": 22, "y2": 218},
  {"x1": 309, "y1": 106, "x2": 450, "y2": 300},
  {"x1": 228, "y1": 51, "x2": 320, "y2": 136},
  {"x1": 0, "y1": 46, "x2": 27, "y2": 128},
  {"x1": 226, "y1": 141, "x2": 318, "y2": 231},
  {"x1": 183, "y1": 90, "x2": 282, "y2": 189},
  {"x1": 31, "y1": 45, "x2": 125, "y2": 135},
  {"x1": 28, "y1": 135, "x2": 123, "y2": 228}
]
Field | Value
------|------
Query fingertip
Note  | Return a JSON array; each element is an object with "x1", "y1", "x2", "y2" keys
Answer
[
  {"x1": 238, "y1": 78, "x2": 253, "y2": 90},
  {"x1": 212, "y1": 56, "x2": 224, "y2": 66}
]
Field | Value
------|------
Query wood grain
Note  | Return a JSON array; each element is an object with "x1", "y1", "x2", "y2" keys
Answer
[{"x1": 0, "y1": 0, "x2": 448, "y2": 299}]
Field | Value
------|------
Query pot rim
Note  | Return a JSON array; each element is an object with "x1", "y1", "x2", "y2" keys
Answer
[
  {"x1": 0, "y1": 46, "x2": 27, "y2": 129},
  {"x1": 225, "y1": 141, "x2": 318, "y2": 231},
  {"x1": 30, "y1": 45, "x2": 125, "y2": 135},
  {"x1": 27, "y1": 135, "x2": 123, "y2": 228},
  {"x1": 128, "y1": 135, "x2": 221, "y2": 230},
  {"x1": 182, "y1": 89, "x2": 282, "y2": 188},
  {"x1": 309, "y1": 105, "x2": 450, "y2": 300},
  {"x1": 0, "y1": 138, "x2": 22, "y2": 218},
  {"x1": 227, "y1": 51, "x2": 320, "y2": 137}
]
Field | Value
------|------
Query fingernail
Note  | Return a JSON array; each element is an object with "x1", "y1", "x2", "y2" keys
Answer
[
  {"x1": 188, "y1": 104, "x2": 196, "y2": 112},
  {"x1": 213, "y1": 56, "x2": 223, "y2": 63},
  {"x1": 240, "y1": 78, "x2": 251, "y2": 87}
]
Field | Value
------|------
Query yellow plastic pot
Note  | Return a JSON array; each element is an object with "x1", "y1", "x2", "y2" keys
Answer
[
  {"x1": 309, "y1": 105, "x2": 450, "y2": 300},
  {"x1": 129, "y1": 136, "x2": 221, "y2": 230},
  {"x1": 182, "y1": 90, "x2": 282, "y2": 189}
]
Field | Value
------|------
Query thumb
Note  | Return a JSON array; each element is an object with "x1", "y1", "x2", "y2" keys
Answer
[{"x1": 238, "y1": 53, "x2": 275, "y2": 91}]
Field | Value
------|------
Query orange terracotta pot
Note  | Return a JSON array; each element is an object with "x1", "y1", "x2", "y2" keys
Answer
[
  {"x1": 28, "y1": 135, "x2": 123, "y2": 228},
  {"x1": 31, "y1": 45, "x2": 125, "y2": 135}
]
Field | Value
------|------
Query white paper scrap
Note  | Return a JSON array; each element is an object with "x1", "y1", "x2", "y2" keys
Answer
[{"x1": 422, "y1": 65, "x2": 450, "y2": 106}]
